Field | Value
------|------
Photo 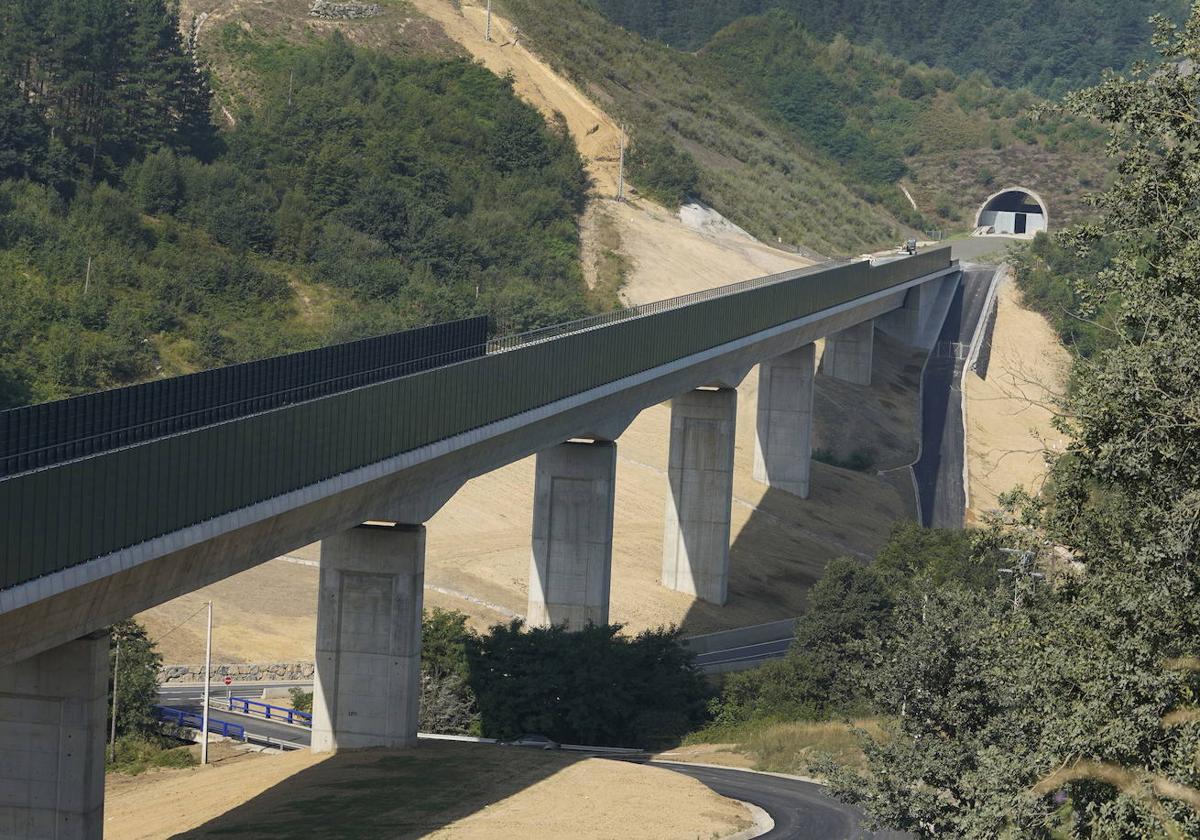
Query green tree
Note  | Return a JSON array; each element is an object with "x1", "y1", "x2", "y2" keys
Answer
[
  {"x1": 109, "y1": 620, "x2": 162, "y2": 739},
  {"x1": 465, "y1": 621, "x2": 706, "y2": 747},
  {"x1": 828, "y1": 9, "x2": 1200, "y2": 835},
  {"x1": 626, "y1": 135, "x2": 699, "y2": 207}
]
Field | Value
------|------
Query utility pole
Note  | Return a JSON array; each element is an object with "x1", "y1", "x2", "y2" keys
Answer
[
  {"x1": 200, "y1": 601, "x2": 212, "y2": 765},
  {"x1": 108, "y1": 640, "x2": 120, "y2": 763},
  {"x1": 998, "y1": 548, "x2": 1044, "y2": 612},
  {"x1": 84, "y1": 256, "x2": 92, "y2": 295},
  {"x1": 485, "y1": 0, "x2": 492, "y2": 41},
  {"x1": 617, "y1": 127, "x2": 627, "y2": 202}
]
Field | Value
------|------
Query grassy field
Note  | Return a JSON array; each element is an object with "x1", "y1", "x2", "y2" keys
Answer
[{"x1": 677, "y1": 717, "x2": 887, "y2": 778}]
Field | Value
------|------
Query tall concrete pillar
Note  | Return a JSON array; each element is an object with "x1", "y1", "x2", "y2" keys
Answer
[
  {"x1": 877, "y1": 283, "x2": 928, "y2": 346},
  {"x1": 528, "y1": 440, "x2": 617, "y2": 630},
  {"x1": 662, "y1": 388, "x2": 736, "y2": 605},
  {"x1": 0, "y1": 634, "x2": 107, "y2": 840},
  {"x1": 312, "y1": 523, "x2": 424, "y2": 753},
  {"x1": 753, "y1": 344, "x2": 816, "y2": 499},
  {"x1": 821, "y1": 320, "x2": 874, "y2": 386}
]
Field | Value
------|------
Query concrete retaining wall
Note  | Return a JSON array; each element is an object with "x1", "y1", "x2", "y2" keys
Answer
[{"x1": 160, "y1": 662, "x2": 315, "y2": 684}]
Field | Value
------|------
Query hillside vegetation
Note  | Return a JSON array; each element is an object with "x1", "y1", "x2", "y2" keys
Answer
[
  {"x1": 499, "y1": 0, "x2": 912, "y2": 255},
  {"x1": 498, "y1": 0, "x2": 1106, "y2": 240},
  {"x1": 699, "y1": 11, "x2": 1106, "y2": 226},
  {"x1": 0, "y1": 2, "x2": 589, "y2": 407},
  {"x1": 584, "y1": 0, "x2": 1188, "y2": 98}
]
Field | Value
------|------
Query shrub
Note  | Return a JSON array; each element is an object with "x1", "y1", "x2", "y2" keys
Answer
[{"x1": 626, "y1": 135, "x2": 700, "y2": 208}]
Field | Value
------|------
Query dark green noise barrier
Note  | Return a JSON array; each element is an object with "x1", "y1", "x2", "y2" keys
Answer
[{"x1": 0, "y1": 248, "x2": 951, "y2": 591}]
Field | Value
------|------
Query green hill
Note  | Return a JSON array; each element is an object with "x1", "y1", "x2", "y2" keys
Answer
[
  {"x1": 499, "y1": 0, "x2": 1105, "y2": 239},
  {"x1": 582, "y1": 0, "x2": 1187, "y2": 97},
  {"x1": 0, "y1": 2, "x2": 589, "y2": 408}
]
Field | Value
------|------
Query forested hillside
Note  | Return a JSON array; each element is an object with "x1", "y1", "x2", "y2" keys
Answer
[
  {"x1": 0, "y1": 1, "x2": 589, "y2": 408},
  {"x1": 498, "y1": 0, "x2": 1104, "y2": 238},
  {"x1": 584, "y1": 0, "x2": 1187, "y2": 97}
]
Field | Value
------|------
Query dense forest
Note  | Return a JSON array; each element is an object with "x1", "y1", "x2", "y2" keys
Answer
[
  {"x1": 583, "y1": 0, "x2": 1188, "y2": 97},
  {"x1": 0, "y1": 0, "x2": 590, "y2": 408},
  {"x1": 701, "y1": 11, "x2": 1101, "y2": 189}
]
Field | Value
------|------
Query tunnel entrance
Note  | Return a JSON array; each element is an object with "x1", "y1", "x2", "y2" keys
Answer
[{"x1": 975, "y1": 187, "x2": 1048, "y2": 237}]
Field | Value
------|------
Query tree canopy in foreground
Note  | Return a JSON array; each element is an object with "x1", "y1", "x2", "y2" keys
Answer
[{"x1": 824, "y1": 8, "x2": 1200, "y2": 836}]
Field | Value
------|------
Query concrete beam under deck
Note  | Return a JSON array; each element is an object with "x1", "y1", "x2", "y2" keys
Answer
[{"x1": 0, "y1": 267, "x2": 960, "y2": 668}]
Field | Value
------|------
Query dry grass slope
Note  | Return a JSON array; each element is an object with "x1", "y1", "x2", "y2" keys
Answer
[{"x1": 104, "y1": 741, "x2": 751, "y2": 840}]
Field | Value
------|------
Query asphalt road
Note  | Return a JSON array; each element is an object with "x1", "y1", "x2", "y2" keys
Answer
[
  {"x1": 656, "y1": 763, "x2": 910, "y2": 839},
  {"x1": 947, "y1": 235, "x2": 1023, "y2": 263},
  {"x1": 158, "y1": 683, "x2": 312, "y2": 748},
  {"x1": 692, "y1": 638, "x2": 792, "y2": 670},
  {"x1": 912, "y1": 266, "x2": 997, "y2": 528}
]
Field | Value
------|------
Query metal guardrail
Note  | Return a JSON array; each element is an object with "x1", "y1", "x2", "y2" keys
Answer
[
  {"x1": 225, "y1": 697, "x2": 312, "y2": 727},
  {"x1": 154, "y1": 705, "x2": 246, "y2": 740},
  {"x1": 0, "y1": 249, "x2": 953, "y2": 592}
]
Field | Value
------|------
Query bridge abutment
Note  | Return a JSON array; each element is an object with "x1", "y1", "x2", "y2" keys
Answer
[
  {"x1": 820, "y1": 320, "x2": 874, "y2": 385},
  {"x1": 312, "y1": 523, "x2": 423, "y2": 753},
  {"x1": 753, "y1": 344, "x2": 816, "y2": 499},
  {"x1": 661, "y1": 388, "x2": 737, "y2": 605},
  {"x1": 528, "y1": 440, "x2": 617, "y2": 630},
  {"x1": 0, "y1": 634, "x2": 107, "y2": 840}
]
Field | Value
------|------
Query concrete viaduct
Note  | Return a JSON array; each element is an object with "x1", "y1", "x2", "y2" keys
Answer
[{"x1": 0, "y1": 249, "x2": 959, "y2": 838}]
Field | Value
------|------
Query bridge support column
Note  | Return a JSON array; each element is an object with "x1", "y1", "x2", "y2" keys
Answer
[
  {"x1": 821, "y1": 320, "x2": 874, "y2": 386},
  {"x1": 877, "y1": 283, "x2": 931, "y2": 347},
  {"x1": 753, "y1": 344, "x2": 816, "y2": 499},
  {"x1": 312, "y1": 523, "x2": 424, "y2": 753},
  {"x1": 0, "y1": 634, "x2": 107, "y2": 840},
  {"x1": 662, "y1": 388, "x2": 736, "y2": 605},
  {"x1": 528, "y1": 440, "x2": 617, "y2": 630}
]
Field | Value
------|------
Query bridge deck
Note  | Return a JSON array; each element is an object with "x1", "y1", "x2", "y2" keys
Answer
[{"x1": 0, "y1": 249, "x2": 952, "y2": 597}]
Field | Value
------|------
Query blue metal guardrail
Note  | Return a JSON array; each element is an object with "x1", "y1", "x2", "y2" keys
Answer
[
  {"x1": 154, "y1": 705, "x2": 246, "y2": 741},
  {"x1": 226, "y1": 697, "x2": 312, "y2": 727},
  {"x1": 0, "y1": 249, "x2": 953, "y2": 592}
]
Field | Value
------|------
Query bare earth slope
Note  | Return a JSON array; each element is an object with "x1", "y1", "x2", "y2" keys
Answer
[
  {"x1": 964, "y1": 275, "x2": 1069, "y2": 520},
  {"x1": 404, "y1": 0, "x2": 812, "y2": 296}
]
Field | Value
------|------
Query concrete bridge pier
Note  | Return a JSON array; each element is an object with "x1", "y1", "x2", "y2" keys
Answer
[
  {"x1": 0, "y1": 633, "x2": 107, "y2": 840},
  {"x1": 528, "y1": 440, "x2": 617, "y2": 630},
  {"x1": 877, "y1": 283, "x2": 930, "y2": 346},
  {"x1": 662, "y1": 388, "x2": 737, "y2": 605},
  {"x1": 821, "y1": 320, "x2": 874, "y2": 386},
  {"x1": 753, "y1": 344, "x2": 816, "y2": 499},
  {"x1": 312, "y1": 523, "x2": 424, "y2": 753}
]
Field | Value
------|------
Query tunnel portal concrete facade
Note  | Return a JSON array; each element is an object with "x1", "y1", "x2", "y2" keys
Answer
[{"x1": 976, "y1": 187, "x2": 1048, "y2": 236}]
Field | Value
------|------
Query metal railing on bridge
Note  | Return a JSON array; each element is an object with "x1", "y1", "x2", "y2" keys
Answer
[
  {"x1": 224, "y1": 697, "x2": 312, "y2": 727},
  {"x1": 0, "y1": 249, "x2": 953, "y2": 592},
  {"x1": 154, "y1": 705, "x2": 246, "y2": 741}
]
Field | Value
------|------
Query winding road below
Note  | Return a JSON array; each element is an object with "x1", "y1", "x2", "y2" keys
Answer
[{"x1": 654, "y1": 762, "x2": 911, "y2": 839}]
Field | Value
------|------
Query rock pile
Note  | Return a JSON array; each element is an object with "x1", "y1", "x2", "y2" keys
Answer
[{"x1": 309, "y1": 0, "x2": 382, "y2": 19}]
